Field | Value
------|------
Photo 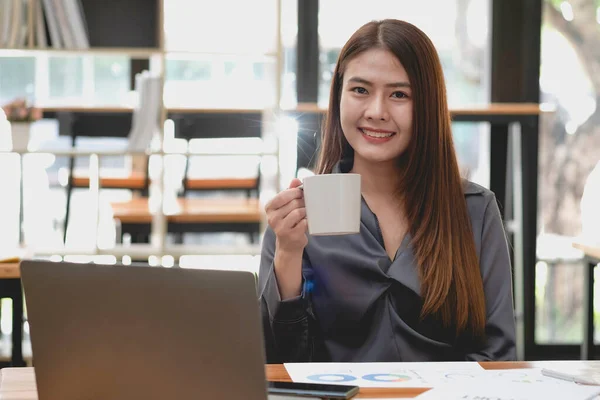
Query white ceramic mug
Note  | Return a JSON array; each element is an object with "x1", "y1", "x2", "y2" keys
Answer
[{"x1": 302, "y1": 173, "x2": 361, "y2": 235}]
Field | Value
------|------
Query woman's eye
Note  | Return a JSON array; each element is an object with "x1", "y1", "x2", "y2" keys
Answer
[
  {"x1": 391, "y1": 91, "x2": 408, "y2": 99},
  {"x1": 352, "y1": 87, "x2": 368, "y2": 94}
]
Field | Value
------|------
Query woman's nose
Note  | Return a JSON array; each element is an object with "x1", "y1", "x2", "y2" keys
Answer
[{"x1": 364, "y1": 97, "x2": 389, "y2": 121}]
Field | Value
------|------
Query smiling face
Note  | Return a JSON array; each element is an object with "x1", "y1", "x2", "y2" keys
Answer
[{"x1": 339, "y1": 48, "x2": 413, "y2": 167}]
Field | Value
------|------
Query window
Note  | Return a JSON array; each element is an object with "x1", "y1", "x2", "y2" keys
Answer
[
  {"x1": 163, "y1": 0, "x2": 278, "y2": 55},
  {"x1": 163, "y1": 54, "x2": 277, "y2": 109},
  {"x1": 48, "y1": 56, "x2": 130, "y2": 105},
  {"x1": 0, "y1": 57, "x2": 35, "y2": 105},
  {"x1": 280, "y1": 0, "x2": 298, "y2": 109},
  {"x1": 163, "y1": 0, "x2": 280, "y2": 109},
  {"x1": 318, "y1": 0, "x2": 490, "y2": 107},
  {"x1": 0, "y1": 54, "x2": 130, "y2": 106},
  {"x1": 49, "y1": 57, "x2": 84, "y2": 99},
  {"x1": 535, "y1": 1, "x2": 600, "y2": 345}
]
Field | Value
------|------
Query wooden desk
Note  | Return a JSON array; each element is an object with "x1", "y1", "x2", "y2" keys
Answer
[
  {"x1": 0, "y1": 262, "x2": 24, "y2": 367},
  {"x1": 0, "y1": 362, "x2": 540, "y2": 399},
  {"x1": 573, "y1": 240, "x2": 600, "y2": 360},
  {"x1": 0, "y1": 264, "x2": 20, "y2": 280}
]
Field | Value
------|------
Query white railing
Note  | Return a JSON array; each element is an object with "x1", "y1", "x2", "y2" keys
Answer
[
  {"x1": 30, "y1": 243, "x2": 262, "y2": 257},
  {"x1": 0, "y1": 148, "x2": 278, "y2": 156},
  {"x1": 4, "y1": 147, "x2": 272, "y2": 260}
]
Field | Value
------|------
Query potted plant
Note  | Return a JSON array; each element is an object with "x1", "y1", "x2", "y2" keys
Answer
[{"x1": 1, "y1": 98, "x2": 42, "y2": 151}]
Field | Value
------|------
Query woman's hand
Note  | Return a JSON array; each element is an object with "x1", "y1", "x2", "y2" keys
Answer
[
  {"x1": 264, "y1": 178, "x2": 308, "y2": 299},
  {"x1": 265, "y1": 178, "x2": 308, "y2": 254}
]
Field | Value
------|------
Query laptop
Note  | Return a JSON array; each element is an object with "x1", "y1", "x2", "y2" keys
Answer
[{"x1": 20, "y1": 259, "x2": 278, "y2": 400}]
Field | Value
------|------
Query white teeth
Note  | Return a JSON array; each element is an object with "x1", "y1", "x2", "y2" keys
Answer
[{"x1": 361, "y1": 129, "x2": 394, "y2": 138}]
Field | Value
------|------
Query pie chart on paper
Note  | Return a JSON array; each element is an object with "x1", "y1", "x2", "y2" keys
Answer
[
  {"x1": 362, "y1": 373, "x2": 412, "y2": 382},
  {"x1": 307, "y1": 374, "x2": 357, "y2": 383}
]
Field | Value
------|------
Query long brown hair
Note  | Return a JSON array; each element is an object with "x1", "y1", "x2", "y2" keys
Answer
[{"x1": 316, "y1": 19, "x2": 486, "y2": 339}]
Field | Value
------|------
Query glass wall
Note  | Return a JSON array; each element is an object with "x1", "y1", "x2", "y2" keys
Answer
[
  {"x1": 0, "y1": 54, "x2": 130, "y2": 106},
  {"x1": 318, "y1": 0, "x2": 490, "y2": 106},
  {"x1": 0, "y1": 56, "x2": 35, "y2": 104},
  {"x1": 536, "y1": 0, "x2": 600, "y2": 344},
  {"x1": 280, "y1": 0, "x2": 298, "y2": 109}
]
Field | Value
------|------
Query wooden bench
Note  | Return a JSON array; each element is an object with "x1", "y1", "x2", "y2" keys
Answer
[
  {"x1": 184, "y1": 176, "x2": 260, "y2": 200},
  {"x1": 72, "y1": 173, "x2": 258, "y2": 193},
  {"x1": 71, "y1": 175, "x2": 259, "y2": 194},
  {"x1": 72, "y1": 173, "x2": 147, "y2": 190},
  {"x1": 111, "y1": 197, "x2": 263, "y2": 243},
  {"x1": 66, "y1": 169, "x2": 150, "y2": 242},
  {"x1": 69, "y1": 173, "x2": 260, "y2": 239},
  {"x1": 185, "y1": 177, "x2": 258, "y2": 191}
]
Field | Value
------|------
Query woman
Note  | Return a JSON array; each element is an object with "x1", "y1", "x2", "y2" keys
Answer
[{"x1": 258, "y1": 19, "x2": 516, "y2": 362}]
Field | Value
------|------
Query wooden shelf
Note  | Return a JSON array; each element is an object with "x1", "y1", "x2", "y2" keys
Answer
[
  {"x1": 451, "y1": 102, "x2": 555, "y2": 116},
  {"x1": 167, "y1": 107, "x2": 266, "y2": 114},
  {"x1": 0, "y1": 47, "x2": 162, "y2": 57},
  {"x1": 1, "y1": 48, "x2": 277, "y2": 58},
  {"x1": 40, "y1": 104, "x2": 550, "y2": 115},
  {"x1": 41, "y1": 105, "x2": 134, "y2": 113},
  {"x1": 40, "y1": 106, "x2": 269, "y2": 114},
  {"x1": 288, "y1": 102, "x2": 555, "y2": 116},
  {"x1": 14, "y1": 0, "x2": 163, "y2": 51},
  {"x1": 164, "y1": 50, "x2": 278, "y2": 58}
]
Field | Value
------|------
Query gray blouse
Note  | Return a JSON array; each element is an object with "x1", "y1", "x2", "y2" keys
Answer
[{"x1": 258, "y1": 168, "x2": 516, "y2": 363}]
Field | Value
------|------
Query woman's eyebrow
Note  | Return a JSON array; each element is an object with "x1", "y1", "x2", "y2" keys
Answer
[{"x1": 347, "y1": 76, "x2": 410, "y2": 88}]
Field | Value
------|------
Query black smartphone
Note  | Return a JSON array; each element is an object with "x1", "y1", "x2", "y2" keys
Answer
[{"x1": 267, "y1": 381, "x2": 359, "y2": 399}]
